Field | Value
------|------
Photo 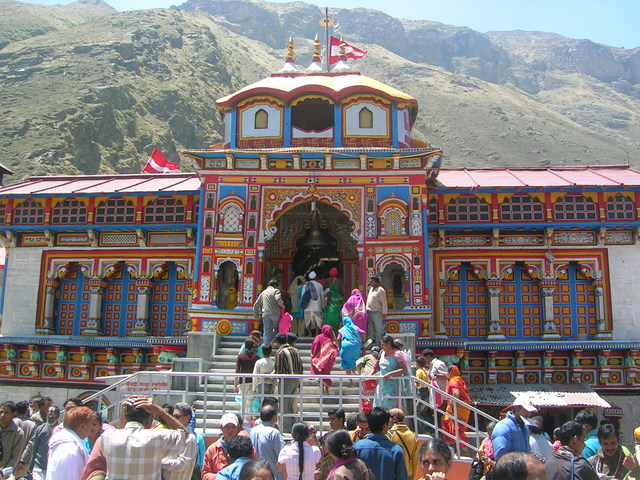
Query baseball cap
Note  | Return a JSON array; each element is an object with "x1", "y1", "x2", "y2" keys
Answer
[
  {"x1": 220, "y1": 413, "x2": 239, "y2": 427},
  {"x1": 287, "y1": 332, "x2": 298, "y2": 342},
  {"x1": 512, "y1": 398, "x2": 538, "y2": 413},
  {"x1": 309, "y1": 271, "x2": 317, "y2": 279}
]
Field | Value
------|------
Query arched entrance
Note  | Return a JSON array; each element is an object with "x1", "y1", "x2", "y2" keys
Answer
[
  {"x1": 380, "y1": 262, "x2": 408, "y2": 310},
  {"x1": 263, "y1": 200, "x2": 359, "y2": 301}
]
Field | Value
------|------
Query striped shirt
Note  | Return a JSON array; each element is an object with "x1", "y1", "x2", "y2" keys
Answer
[
  {"x1": 100, "y1": 422, "x2": 188, "y2": 480},
  {"x1": 274, "y1": 345, "x2": 303, "y2": 375}
]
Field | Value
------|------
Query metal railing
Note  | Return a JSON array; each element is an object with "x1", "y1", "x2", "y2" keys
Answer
[{"x1": 83, "y1": 370, "x2": 497, "y2": 456}]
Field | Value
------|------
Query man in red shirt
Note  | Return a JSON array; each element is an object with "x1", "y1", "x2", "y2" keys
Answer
[{"x1": 201, "y1": 413, "x2": 241, "y2": 480}]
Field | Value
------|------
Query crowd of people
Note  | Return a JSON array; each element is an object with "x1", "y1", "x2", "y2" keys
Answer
[{"x1": 470, "y1": 401, "x2": 640, "y2": 480}]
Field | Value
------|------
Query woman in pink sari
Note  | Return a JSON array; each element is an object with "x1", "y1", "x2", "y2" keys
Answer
[
  {"x1": 310, "y1": 325, "x2": 339, "y2": 395},
  {"x1": 341, "y1": 289, "x2": 367, "y2": 334}
]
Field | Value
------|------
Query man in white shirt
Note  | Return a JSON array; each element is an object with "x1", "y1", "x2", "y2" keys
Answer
[
  {"x1": 301, "y1": 271, "x2": 324, "y2": 337},
  {"x1": 365, "y1": 276, "x2": 387, "y2": 347},
  {"x1": 253, "y1": 345, "x2": 275, "y2": 401}
]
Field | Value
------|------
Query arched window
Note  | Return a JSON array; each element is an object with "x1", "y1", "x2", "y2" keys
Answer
[
  {"x1": 202, "y1": 259, "x2": 210, "y2": 274},
  {"x1": 553, "y1": 194, "x2": 597, "y2": 221},
  {"x1": 247, "y1": 235, "x2": 255, "y2": 248},
  {"x1": 245, "y1": 261, "x2": 254, "y2": 275},
  {"x1": 149, "y1": 263, "x2": 190, "y2": 336},
  {"x1": 219, "y1": 203, "x2": 244, "y2": 233},
  {"x1": 102, "y1": 263, "x2": 136, "y2": 336},
  {"x1": 13, "y1": 199, "x2": 44, "y2": 225},
  {"x1": 359, "y1": 107, "x2": 373, "y2": 128},
  {"x1": 52, "y1": 199, "x2": 88, "y2": 224},
  {"x1": 606, "y1": 194, "x2": 635, "y2": 220},
  {"x1": 255, "y1": 109, "x2": 268, "y2": 129},
  {"x1": 381, "y1": 207, "x2": 406, "y2": 236},
  {"x1": 205, "y1": 214, "x2": 213, "y2": 229},
  {"x1": 204, "y1": 233, "x2": 212, "y2": 247},
  {"x1": 95, "y1": 198, "x2": 135, "y2": 224},
  {"x1": 144, "y1": 197, "x2": 186, "y2": 223},
  {"x1": 446, "y1": 196, "x2": 490, "y2": 223},
  {"x1": 500, "y1": 195, "x2": 544, "y2": 222},
  {"x1": 206, "y1": 194, "x2": 214, "y2": 209}
]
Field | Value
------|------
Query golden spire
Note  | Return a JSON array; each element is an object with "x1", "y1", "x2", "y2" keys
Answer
[
  {"x1": 307, "y1": 33, "x2": 323, "y2": 72},
  {"x1": 280, "y1": 36, "x2": 298, "y2": 73}
]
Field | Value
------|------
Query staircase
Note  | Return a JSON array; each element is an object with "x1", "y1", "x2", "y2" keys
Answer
[
  {"x1": 85, "y1": 335, "x2": 498, "y2": 457},
  {"x1": 194, "y1": 335, "x2": 364, "y2": 432}
]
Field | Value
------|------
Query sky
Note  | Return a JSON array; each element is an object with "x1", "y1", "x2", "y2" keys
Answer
[{"x1": 18, "y1": 0, "x2": 640, "y2": 49}]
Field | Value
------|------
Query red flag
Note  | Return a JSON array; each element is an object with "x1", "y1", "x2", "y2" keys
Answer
[
  {"x1": 143, "y1": 148, "x2": 181, "y2": 174},
  {"x1": 329, "y1": 36, "x2": 367, "y2": 65}
]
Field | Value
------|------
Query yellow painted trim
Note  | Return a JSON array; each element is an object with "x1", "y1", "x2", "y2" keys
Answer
[
  {"x1": 219, "y1": 177, "x2": 249, "y2": 183},
  {"x1": 290, "y1": 94, "x2": 334, "y2": 107},
  {"x1": 342, "y1": 94, "x2": 391, "y2": 106},
  {"x1": 236, "y1": 96, "x2": 284, "y2": 109}
]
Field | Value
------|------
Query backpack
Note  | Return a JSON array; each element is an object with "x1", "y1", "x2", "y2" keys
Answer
[{"x1": 300, "y1": 282, "x2": 313, "y2": 309}]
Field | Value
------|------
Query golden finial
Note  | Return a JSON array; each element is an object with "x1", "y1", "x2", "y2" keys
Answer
[
  {"x1": 312, "y1": 34, "x2": 321, "y2": 62},
  {"x1": 286, "y1": 36, "x2": 295, "y2": 64}
]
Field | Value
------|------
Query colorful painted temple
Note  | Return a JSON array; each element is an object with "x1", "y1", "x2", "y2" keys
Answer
[{"x1": 1, "y1": 39, "x2": 640, "y2": 430}]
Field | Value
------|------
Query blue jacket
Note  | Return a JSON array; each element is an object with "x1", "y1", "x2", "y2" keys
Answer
[
  {"x1": 581, "y1": 429, "x2": 600, "y2": 459},
  {"x1": 354, "y1": 433, "x2": 408, "y2": 480},
  {"x1": 491, "y1": 412, "x2": 531, "y2": 460}
]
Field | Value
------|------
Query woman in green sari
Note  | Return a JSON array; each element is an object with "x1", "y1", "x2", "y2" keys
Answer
[{"x1": 323, "y1": 282, "x2": 345, "y2": 334}]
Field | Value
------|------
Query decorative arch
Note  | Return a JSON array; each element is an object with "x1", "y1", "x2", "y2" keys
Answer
[
  {"x1": 100, "y1": 261, "x2": 140, "y2": 280},
  {"x1": 263, "y1": 191, "x2": 361, "y2": 243},
  {"x1": 375, "y1": 253, "x2": 411, "y2": 273},
  {"x1": 218, "y1": 195, "x2": 245, "y2": 233}
]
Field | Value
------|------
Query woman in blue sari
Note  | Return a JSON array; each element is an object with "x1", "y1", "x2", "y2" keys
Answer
[{"x1": 338, "y1": 316, "x2": 365, "y2": 377}]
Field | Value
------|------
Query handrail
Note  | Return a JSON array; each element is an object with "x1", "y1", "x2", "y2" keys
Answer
[{"x1": 83, "y1": 370, "x2": 497, "y2": 456}]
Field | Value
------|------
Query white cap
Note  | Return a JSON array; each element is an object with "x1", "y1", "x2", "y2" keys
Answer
[
  {"x1": 308, "y1": 271, "x2": 317, "y2": 279},
  {"x1": 220, "y1": 413, "x2": 239, "y2": 427},
  {"x1": 513, "y1": 398, "x2": 538, "y2": 413}
]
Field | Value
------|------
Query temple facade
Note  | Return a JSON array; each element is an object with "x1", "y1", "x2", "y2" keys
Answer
[{"x1": 0, "y1": 43, "x2": 639, "y2": 435}]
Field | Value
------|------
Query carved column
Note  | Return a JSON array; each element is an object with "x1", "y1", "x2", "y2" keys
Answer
[
  {"x1": 132, "y1": 277, "x2": 153, "y2": 336},
  {"x1": 487, "y1": 351, "x2": 497, "y2": 384},
  {"x1": 543, "y1": 350, "x2": 554, "y2": 384},
  {"x1": 598, "y1": 349, "x2": 611, "y2": 385},
  {"x1": 515, "y1": 350, "x2": 525, "y2": 384},
  {"x1": 486, "y1": 280, "x2": 505, "y2": 340},
  {"x1": 83, "y1": 277, "x2": 106, "y2": 336},
  {"x1": 540, "y1": 276, "x2": 561, "y2": 340},
  {"x1": 571, "y1": 349, "x2": 583, "y2": 383},
  {"x1": 39, "y1": 277, "x2": 59, "y2": 334},
  {"x1": 625, "y1": 349, "x2": 638, "y2": 385}
]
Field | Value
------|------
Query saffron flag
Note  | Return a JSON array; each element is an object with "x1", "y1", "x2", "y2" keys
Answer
[
  {"x1": 329, "y1": 36, "x2": 367, "y2": 65},
  {"x1": 143, "y1": 148, "x2": 181, "y2": 174}
]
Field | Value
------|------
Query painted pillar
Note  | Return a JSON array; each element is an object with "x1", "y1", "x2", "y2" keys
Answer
[
  {"x1": 83, "y1": 277, "x2": 106, "y2": 336},
  {"x1": 40, "y1": 277, "x2": 59, "y2": 334},
  {"x1": 540, "y1": 277, "x2": 561, "y2": 340},
  {"x1": 486, "y1": 280, "x2": 505, "y2": 340},
  {"x1": 132, "y1": 277, "x2": 153, "y2": 336},
  {"x1": 593, "y1": 271, "x2": 612, "y2": 339},
  {"x1": 434, "y1": 273, "x2": 449, "y2": 338}
]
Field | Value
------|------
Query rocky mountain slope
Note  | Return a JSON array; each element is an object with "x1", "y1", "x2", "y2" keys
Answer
[{"x1": 0, "y1": 0, "x2": 639, "y2": 183}]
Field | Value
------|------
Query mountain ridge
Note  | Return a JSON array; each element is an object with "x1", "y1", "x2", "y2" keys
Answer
[{"x1": 0, "y1": 0, "x2": 639, "y2": 183}]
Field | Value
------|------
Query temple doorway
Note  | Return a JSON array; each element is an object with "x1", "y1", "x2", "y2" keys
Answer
[
  {"x1": 263, "y1": 200, "x2": 359, "y2": 303},
  {"x1": 381, "y1": 262, "x2": 407, "y2": 310}
]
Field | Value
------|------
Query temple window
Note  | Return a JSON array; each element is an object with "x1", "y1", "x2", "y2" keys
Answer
[
  {"x1": 499, "y1": 263, "x2": 543, "y2": 338},
  {"x1": 381, "y1": 208, "x2": 406, "y2": 235},
  {"x1": 95, "y1": 198, "x2": 135, "y2": 224},
  {"x1": 13, "y1": 199, "x2": 44, "y2": 225},
  {"x1": 0, "y1": 203, "x2": 8, "y2": 225},
  {"x1": 554, "y1": 262, "x2": 597, "y2": 338},
  {"x1": 359, "y1": 107, "x2": 373, "y2": 128},
  {"x1": 247, "y1": 235, "x2": 255, "y2": 248},
  {"x1": 446, "y1": 196, "x2": 490, "y2": 223},
  {"x1": 144, "y1": 197, "x2": 186, "y2": 223},
  {"x1": 443, "y1": 263, "x2": 488, "y2": 339},
  {"x1": 606, "y1": 194, "x2": 635, "y2": 220},
  {"x1": 205, "y1": 213, "x2": 213, "y2": 229},
  {"x1": 500, "y1": 194, "x2": 544, "y2": 222},
  {"x1": 292, "y1": 98, "x2": 333, "y2": 132},
  {"x1": 204, "y1": 233, "x2": 212, "y2": 247},
  {"x1": 255, "y1": 109, "x2": 269, "y2": 129},
  {"x1": 428, "y1": 197, "x2": 438, "y2": 223},
  {"x1": 52, "y1": 198, "x2": 88, "y2": 224},
  {"x1": 219, "y1": 202, "x2": 244, "y2": 233},
  {"x1": 553, "y1": 194, "x2": 597, "y2": 221},
  {"x1": 206, "y1": 193, "x2": 214, "y2": 209}
]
